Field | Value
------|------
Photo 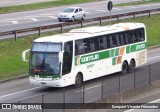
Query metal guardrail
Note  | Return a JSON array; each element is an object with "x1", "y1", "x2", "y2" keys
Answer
[{"x1": 0, "y1": 8, "x2": 160, "y2": 41}]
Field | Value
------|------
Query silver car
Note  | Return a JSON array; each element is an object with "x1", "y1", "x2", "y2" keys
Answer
[{"x1": 58, "y1": 7, "x2": 85, "y2": 22}]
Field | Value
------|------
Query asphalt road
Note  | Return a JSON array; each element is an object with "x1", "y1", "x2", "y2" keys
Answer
[{"x1": 0, "y1": 1, "x2": 160, "y2": 33}]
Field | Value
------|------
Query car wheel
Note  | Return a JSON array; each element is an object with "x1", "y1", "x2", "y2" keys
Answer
[
  {"x1": 71, "y1": 16, "x2": 75, "y2": 22},
  {"x1": 81, "y1": 14, "x2": 85, "y2": 20}
]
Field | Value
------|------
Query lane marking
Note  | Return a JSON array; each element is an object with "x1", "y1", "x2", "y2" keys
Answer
[
  {"x1": 124, "y1": 6, "x2": 138, "y2": 9},
  {"x1": 31, "y1": 18, "x2": 38, "y2": 21},
  {"x1": 96, "y1": 9, "x2": 106, "y2": 12},
  {"x1": 0, "y1": 86, "x2": 41, "y2": 99},
  {"x1": 48, "y1": 16, "x2": 57, "y2": 19},
  {"x1": 76, "y1": 84, "x2": 101, "y2": 93},
  {"x1": 12, "y1": 21, "x2": 18, "y2": 24},
  {"x1": 85, "y1": 11, "x2": 92, "y2": 14},
  {"x1": 147, "y1": 55, "x2": 160, "y2": 60},
  {"x1": 113, "y1": 7, "x2": 122, "y2": 10}
]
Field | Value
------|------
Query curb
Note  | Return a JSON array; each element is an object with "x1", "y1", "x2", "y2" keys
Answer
[{"x1": 0, "y1": 75, "x2": 28, "y2": 84}]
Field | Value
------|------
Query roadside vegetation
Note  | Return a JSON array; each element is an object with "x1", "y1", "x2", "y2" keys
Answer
[
  {"x1": 0, "y1": 0, "x2": 96, "y2": 14},
  {"x1": 116, "y1": 0, "x2": 160, "y2": 6},
  {"x1": 0, "y1": 0, "x2": 160, "y2": 14},
  {"x1": 0, "y1": 14, "x2": 160, "y2": 81}
]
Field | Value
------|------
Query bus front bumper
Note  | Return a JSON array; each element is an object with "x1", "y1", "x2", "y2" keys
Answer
[{"x1": 29, "y1": 78, "x2": 66, "y2": 87}]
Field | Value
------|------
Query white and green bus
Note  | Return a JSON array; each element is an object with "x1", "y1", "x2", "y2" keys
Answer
[{"x1": 22, "y1": 23, "x2": 147, "y2": 87}]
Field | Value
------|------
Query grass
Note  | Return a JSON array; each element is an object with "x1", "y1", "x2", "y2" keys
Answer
[
  {"x1": 0, "y1": 15, "x2": 160, "y2": 81},
  {"x1": 116, "y1": 0, "x2": 160, "y2": 6},
  {"x1": 0, "y1": 0, "x2": 97, "y2": 14}
]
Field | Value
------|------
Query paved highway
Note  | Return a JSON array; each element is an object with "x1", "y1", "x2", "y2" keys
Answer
[{"x1": 0, "y1": 1, "x2": 160, "y2": 33}]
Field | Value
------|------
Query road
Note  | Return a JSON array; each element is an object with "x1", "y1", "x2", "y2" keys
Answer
[{"x1": 0, "y1": 1, "x2": 160, "y2": 33}]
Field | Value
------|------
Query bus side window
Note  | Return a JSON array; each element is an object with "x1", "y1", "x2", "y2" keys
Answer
[
  {"x1": 138, "y1": 28, "x2": 145, "y2": 41},
  {"x1": 119, "y1": 33, "x2": 125, "y2": 45},
  {"x1": 75, "y1": 40, "x2": 86, "y2": 55},
  {"x1": 98, "y1": 37, "x2": 105, "y2": 50},
  {"x1": 127, "y1": 31, "x2": 134, "y2": 44},
  {"x1": 131, "y1": 30, "x2": 138, "y2": 43},
  {"x1": 124, "y1": 32, "x2": 129, "y2": 44},
  {"x1": 62, "y1": 41, "x2": 73, "y2": 75},
  {"x1": 110, "y1": 34, "x2": 119, "y2": 47}
]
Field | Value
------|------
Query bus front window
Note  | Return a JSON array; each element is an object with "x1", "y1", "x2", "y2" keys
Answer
[
  {"x1": 31, "y1": 53, "x2": 61, "y2": 76},
  {"x1": 30, "y1": 42, "x2": 62, "y2": 77}
]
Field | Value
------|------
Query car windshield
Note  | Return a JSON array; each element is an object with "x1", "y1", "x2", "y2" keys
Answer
[{"x1": 63, "y1": 8, "x2": 75, "y2": 13}]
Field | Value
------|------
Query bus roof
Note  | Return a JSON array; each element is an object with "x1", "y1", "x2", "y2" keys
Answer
[{"x1": 34, "y1": 22, "x2": 145, "y2": 43}]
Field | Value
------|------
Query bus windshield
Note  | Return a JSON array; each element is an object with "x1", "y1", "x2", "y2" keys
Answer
[
  {"x1": 30, "y1": 52, "x2": 60, "y2": 75},
  {"x1": 30, "y1": 42, "x2": 62, "y2": 77}
]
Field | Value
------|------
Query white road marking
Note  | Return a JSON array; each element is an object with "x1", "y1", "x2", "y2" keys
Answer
[
  {"x1": 96, "y1": 9, "x2": 106, "y2": 12},
  {"x1": 48, "y1": 16, "x2": 57, "y2": 19},
  {"x1": 85, "y1": 11, "x2": 92, "y2": 14},
  {"x1": 12, "y1": 21, "x2": 18, "y2": 24},
  {"x1": 147, "y1": 55, "x2": 160, "y2": 60},
  {"x1": 0, "y1": 86, "x2": 41, "y2": 99},
  {"x1": 124, "y1": 6, "x2": 138, "y2": 9},
  {"x1": 113, "y1": 7, "x2": 122, "y2": 10},
  {"x1": 76, "y1": 84, "x2": 101, "y2": 93},
  {"x1": 31, "y1": 18, "x2": 38, "y2": 21}
]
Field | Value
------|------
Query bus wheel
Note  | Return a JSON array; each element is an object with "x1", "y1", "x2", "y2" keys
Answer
[
  {"x1": 75, "y1": 73, "x2": 83, "y2": 87},
  {"x1": 122, "y1": 61, "x2": 128, "y2": 74},
  {"x1": 129, "y1": 59, "x2": 135, "y2": 73}
]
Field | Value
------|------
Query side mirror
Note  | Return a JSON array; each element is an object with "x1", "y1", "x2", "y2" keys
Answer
[
  {"x1": 22, "y1": 49, "x2": 30, "y2": 61},
  {"x1": 59, "y1": 51, "x2": 64, "y2": 63}
]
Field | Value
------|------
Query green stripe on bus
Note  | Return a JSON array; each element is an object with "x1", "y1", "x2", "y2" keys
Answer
[
  {"x1": 126, "y1": 42, "x2": 146, "y2": 53},
  {"x1": 75, "y1": 42, "x2": 146, "y2": 66},
  {"x1": 75, "y1": 50, "x2": 110, "y2": 65}
]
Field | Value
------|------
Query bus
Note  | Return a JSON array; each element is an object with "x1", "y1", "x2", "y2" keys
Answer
[{"x1": 22, "y1": 23, "x2": 147, "y2": 87}]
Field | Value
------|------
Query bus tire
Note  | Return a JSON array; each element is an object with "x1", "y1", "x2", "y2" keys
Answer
[
  {"x1": 122, "y1": 61, "x2": 128, "y2": 74},
  {"x1": 75, "y1": 73, "x2": 83, "y2": 88},
  {"x1": 129, "y1": 59, "x2": 135, "y2": 73}
]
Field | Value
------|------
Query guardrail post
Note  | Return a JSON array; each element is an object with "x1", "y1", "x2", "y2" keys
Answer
[
  {"x1": 99, "y1": 18, "x2": 102, "y2": 26},
  {"x1": 42, "y1": 94, "x2": 44, "y2": 112},
  {"x1": 149, "y1": 10, "x2": 151, "y2": 18},
  {"x1": 149, "y1": 65, "x2": 151, "y2": 83},
  {"x1": 14, "y1": 31, "x2": 17, "y2": 41},
  {"x1": 81, "y1": 21, "x2": 83, "y2": 28},
  {"x1": 117, "y1": 16, "x2": 119, "y2": 23},
  {"x1": 133, "y1": 13, "x2": 136, "y2": 20},
  {"x1": 61, "y1": 24, "x2": 63, "y2": 33},
  {"x1": 39, "y1": 27, "x2": 41, "y2": 36},
  {"x1": 83, "y1": 83, "x2": 85, "y2": 104},
  {"x1": 101, "y1": 76, "x2": 103, "y2": 99},
  {"x1": 63, "y1": 88, "x2": 65, "y2": 112},
  {"x1": 134, "y1": 70, "x2": 136, "y2": 88}
]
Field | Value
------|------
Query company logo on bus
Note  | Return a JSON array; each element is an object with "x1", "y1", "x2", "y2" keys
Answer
[{"x1": 76, "y1": 54, "x2": 99, "y2": 65}]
